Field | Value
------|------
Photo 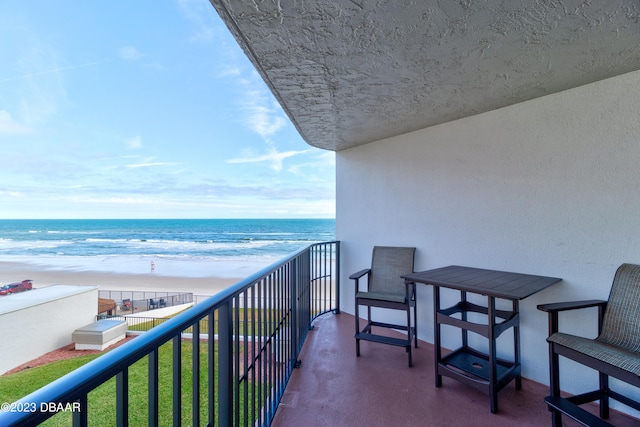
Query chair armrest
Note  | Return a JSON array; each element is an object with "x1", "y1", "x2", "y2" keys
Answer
[
  {"x1": 537, "y1": 299, "x2": 607, "y2": 313},
  {"x1": 349, "y1": 269, "x2": 371, "y2": 280},
  {"x1": 537, "y1": 300, "x2": 607, "y2": 336}
]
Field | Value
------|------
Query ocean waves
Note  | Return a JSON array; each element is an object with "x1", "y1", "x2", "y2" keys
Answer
[{"x1": 0, "y1": 219, "x2": 335, "y2": 277}]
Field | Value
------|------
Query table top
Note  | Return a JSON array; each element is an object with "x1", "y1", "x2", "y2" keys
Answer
[{"x1": 402, "y1": 265, "x2": 562, "y2": 300}]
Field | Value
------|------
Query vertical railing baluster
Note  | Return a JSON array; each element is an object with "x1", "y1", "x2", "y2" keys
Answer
[
  {"x1": 291, "y1": 257, "x2": 299, "y2": 368},
  {"x1": 192, "y1": 321, "x2": 200, "y2": 426},
  {"x1": 233, "y1": 295, "x2": 240, "y2": 425},
  {"x1": 268, "y1": 273, "x2": 274, "y2": 418},
  {"x1": 257, "y1": 279, "x2": 264, "y2": 427},
  {"x1": 274, "y1": 268, "x2": 281, "y2": 402},
  {"x1": 335, "y1": 242, "x2": 341, "y2": 314},
  {"x1": 328, "y1": 243, "x2": 333, "y2": 314},
  {"x1": 324, "y1": 243, "x2": 328, "y2": 313},
  {"x1": 218, "y1": 301, "x2": 232, "y2": 427},
  {"x1": 313, "y1": 245, "x2": 318, "y2": 316},
  {"x1": 172, "y1": 335, "x2": 181, "y2": 427},
  {"x1": 285, "y1": 261, "x2": 291, "y2": 373},
  {"x1": 72, "y1": 394, "x2": 87, "y2": 427},
  {"x1": 148, "y1": 349, "x2": 159, "y2": 427},
  {"x1": 250, "y1": 287, "x2": 256, "y2": 425},
  {"x1": 243, "y1": 291, "x2": 249, "y2": 427},
  {"x1": 116, "y1": 369, "x2": 129, "y2": 427},
  {"x1": 208, "y1": 310, "x2": 215, "y2": 427}
]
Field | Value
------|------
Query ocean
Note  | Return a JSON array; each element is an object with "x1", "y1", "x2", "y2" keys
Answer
[{"x1": 0, "y1": 219, "x2": 335, "y2": 278}]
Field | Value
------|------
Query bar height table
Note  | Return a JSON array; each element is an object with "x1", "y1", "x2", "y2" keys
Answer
[{"x1": 403, "y1": 265, "x2": 561, "y2": 413}]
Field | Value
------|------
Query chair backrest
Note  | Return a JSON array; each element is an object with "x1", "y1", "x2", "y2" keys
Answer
[
  {"x1": 597, "y1": 263, "x2": 640, "y2": 352},
  {"x1": 369, "y1": 246, "x2": 416, "y2": 296}
]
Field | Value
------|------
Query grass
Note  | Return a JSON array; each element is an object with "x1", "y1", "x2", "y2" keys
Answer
[
  {"x1": 0, "y1": 304, "x2": 294, "y2": 426},
  {"x1": 127, "y1": 307, "x2": 288, "y2": 337},
  {"x1": 0, "y1": 340, "x2": 215, "y2": 426}
]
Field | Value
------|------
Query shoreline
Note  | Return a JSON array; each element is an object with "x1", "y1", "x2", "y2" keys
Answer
[{"x1": 0, "y1": 261, "x2": 243, "y2": 297}]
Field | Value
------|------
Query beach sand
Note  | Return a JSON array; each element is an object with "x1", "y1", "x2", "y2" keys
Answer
[{"x1": 0, "y1": 261, "x2": 242, "y2": 297}]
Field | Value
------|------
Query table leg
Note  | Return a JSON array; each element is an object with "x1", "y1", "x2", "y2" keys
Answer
[
  {"x1": 513, "y1": 299, "x2": 522, "y2": 390},
  {"x1": 433, "y1": 285, "x2": 442, "y2": 388},
  {"x1": 488, "y1": 296, "x2": 498, "y2": 413},
  {"x1": 461, "y1": 290, "x2": 468, "y2": 350}
]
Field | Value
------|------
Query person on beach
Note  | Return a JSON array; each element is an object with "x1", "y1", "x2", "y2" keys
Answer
[{"x1": 150, "y1": 261, "x2": 155, "y2": 273}]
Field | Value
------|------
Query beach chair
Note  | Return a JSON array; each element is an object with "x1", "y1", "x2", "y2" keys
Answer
[
  {"x1": 538, "y1": 263, "x2": 640, "y2": 426},
  {"x1": 159, "y1": 298, "x2": 166, "y2": 308},
  {"x1": 350, "y1": 246, "x2": 417, "y2": 367},
  {"x1": 149, "y1": 299, "x2": 158, "y2": 310}
]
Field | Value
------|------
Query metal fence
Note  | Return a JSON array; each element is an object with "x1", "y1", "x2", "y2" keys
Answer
[
  {"x1": 99, "y1": 290, "x2": 193, "y2": 314},
  {"x1": 96, "y1": 315, "x2": 171, "y2": 332},
  {"x1": 1, "y1": 241, "x2": 340, "y2": 426}
]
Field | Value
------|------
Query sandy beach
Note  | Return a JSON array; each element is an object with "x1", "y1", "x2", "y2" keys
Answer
[{"x1": 0, "y1": 261, "x2": 243, "y2": 297}]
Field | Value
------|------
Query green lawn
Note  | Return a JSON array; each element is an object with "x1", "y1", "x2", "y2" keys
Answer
[
  {"x1": 0, "y1": 340, "x2": 215, "y2": 426},
  {"x1": 0, "y1": 305, "x2": 281, "y2": 426}
]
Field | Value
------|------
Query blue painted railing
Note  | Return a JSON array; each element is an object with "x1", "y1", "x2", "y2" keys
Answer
[{"x1": 0, "y1": 241, "x2": 340, "y2": 426}]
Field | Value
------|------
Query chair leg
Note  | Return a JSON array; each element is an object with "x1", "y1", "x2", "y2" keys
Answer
[
  {"x1": 413, "y1": 301, "x2": 418, "y2": 348},
  {"x1": 355, "y1": 300, "x2": 361, "y2": 357},
  {"x1": 406, "y1": 305, "x2": 413, "y2": 367},
  {"x1": 549, "y1": 347, "x2": 563, "y2": 427},
  {"x1": 599, "y1": 371, "x2": 609, "y2": 419}
]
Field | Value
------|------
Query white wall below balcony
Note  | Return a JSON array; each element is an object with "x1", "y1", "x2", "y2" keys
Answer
[
  {"x1": 336, "y1": 69, "x2": 640, "y2": 415},
  {"x1": 0, "y1": 285, "x2": 98, "y2": 375}
]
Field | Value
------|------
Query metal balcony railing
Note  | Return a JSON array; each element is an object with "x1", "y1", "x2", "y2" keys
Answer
[{"x1": 0, "y1": 241, "x2": 340, "y2": 427}]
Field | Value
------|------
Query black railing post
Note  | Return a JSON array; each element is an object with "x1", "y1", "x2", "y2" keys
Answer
[
  {"x1": 116, "y1": 369, "x2": 129, "y2": 427},
  {"x1": 218, "y1": 301, "x2": 233, "y2": 427},
  {"x1": 172, "y1": 335, "x2": 181, "y2": 427},
  {"x1": 335, "y1": 241, "x2": 341, "y2": 314},
  {"x1": 291, "y1": 256, "x2": 300, "y2": 367},
  {"x1": 207, "y1": 311, "x2": 215, "y2": 427},
  {"x1": 148, "y1": 349, "x2": 159, "y2": 427},
  {"x1": 192, "y1": 321, "x2": 200, "y2": 426},
  {"x1": 72, "y1": 394, "x2": 87, "y2": 427}
]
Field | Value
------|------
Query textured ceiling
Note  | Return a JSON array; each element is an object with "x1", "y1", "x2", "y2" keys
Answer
[{"x1": 210, "y1": 0, "x2": 640, "y2": 151}]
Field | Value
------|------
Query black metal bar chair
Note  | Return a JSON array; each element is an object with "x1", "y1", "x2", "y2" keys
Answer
[
  {"x1": 350, "y1": 246, "x2": 417, "y2": 367},
  {"x1": 538, "y1": 263, "x2": 640, "y2": 426}
]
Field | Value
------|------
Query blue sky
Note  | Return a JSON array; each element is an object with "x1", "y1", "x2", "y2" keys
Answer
[{"x1": 0, "y1": 0, "x2": 335, "y2": 219}]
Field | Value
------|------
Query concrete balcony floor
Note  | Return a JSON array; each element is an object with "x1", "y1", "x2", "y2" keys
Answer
[{"x1": 272, "y1": 312, "x2": 639, "y2": 427}]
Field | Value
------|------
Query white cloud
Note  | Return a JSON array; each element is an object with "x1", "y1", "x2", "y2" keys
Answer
[
  {"x1": 118, "y1": 46, "x2": 141, "y2": 60},
  {"x1": 241, "y1": 92, "x2": 287, "y2": 138},
  {"x1": 125, "y1": 135, "x2": 142, "y2": 150},
  {"x1": 227, "y1": 147, "x2": 309, "y2": 172},
  {"x1": 0, "y1": 110, "x2": 35, "y2": 135},
  {"x1": 287, "y1": 151, "x2": 335, "y2": 175},
  {"x1": 177, "y1": 0, "x2": 216, "y2": 43},
  {"x1": 125, "y1": 161, "x2": 179, "y2": 169},
  {"x1": 218, "y1": 67, "x2": 241, "y2": 78},
  {"x1": 0, "y1": 60, "x2": 106, "y2": 84}
]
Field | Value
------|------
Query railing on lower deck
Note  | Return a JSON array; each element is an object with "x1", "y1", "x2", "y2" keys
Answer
[{"x1": 1, "y1": 241, "x2": 340, "y2": 427}]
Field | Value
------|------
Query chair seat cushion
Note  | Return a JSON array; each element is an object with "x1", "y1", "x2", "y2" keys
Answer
[
  {"x1": 356, "y1": 291, "x2": 406, "y2": 304},
  {"x1": 548, "y1": 332, "x2": 640, "y2": 376}
]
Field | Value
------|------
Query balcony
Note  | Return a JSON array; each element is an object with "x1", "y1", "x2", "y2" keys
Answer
[
  {"x1": 2, "y1": 241, "x2": 639, "y2": 426},
  {"x1": 273, "y1": 312, "x2": 640, "y2": 427}
]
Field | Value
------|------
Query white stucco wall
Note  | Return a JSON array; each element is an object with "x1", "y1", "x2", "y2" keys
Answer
[
  {"x1": 337, "y1": 70, "x2": 640, "y2": 413},
  {"x1": 0, "y1": 285, "x2": 99, "y2": 375}
]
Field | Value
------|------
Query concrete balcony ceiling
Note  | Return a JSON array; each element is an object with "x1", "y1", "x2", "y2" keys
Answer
[{"x1": 210, "y1": 0, "x2": 640, "y2": 151}]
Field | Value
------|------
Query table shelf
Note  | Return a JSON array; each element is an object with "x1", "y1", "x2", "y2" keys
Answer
[
  {"x1": 437, "y1": 301, "x2": 519, "y2": 339},
  {"x1": 439, "y1": 347, "x2": 519, "y2": 389}
]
